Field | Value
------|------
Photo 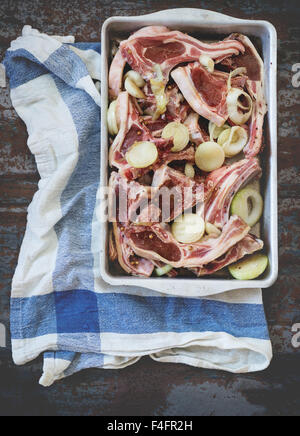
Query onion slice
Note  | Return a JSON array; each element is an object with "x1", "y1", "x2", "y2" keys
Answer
[
  {"x1": 124, "y1": 77, "x2": 146, "y2": 99},
  {"x1": 208, "y1": 121, "x2": 230, "y2": 141},
  {"x1": 172, "y1": 213, "x2": 205, "y2": 244},
  {"x1": 162, "y1": 122, "x2": 190, "y2": 152},
  {"x1": 126, "y1": 141, "x2": 158, "y2": 169},
  {"x1": 184, "y1": 163, "x2": 195, "y2": 179},
  {"x1": 195, "y1": 141, "x2": 225, "y2": 172},
  {"x1": 227, "y1": 88, "x2": 253, "y2": 125},
  {"x1": 107, "y1": 100, "x2": 119, "y2": 136},
  {"x1": 205, "y1": 222, "x2": 221, "y2": 237},
  {"x1": 218, "y1": 126, "x2": 248, "y2": 157},
  {"x1": 229, "y1": 253, "x2": 268, "y2": 280},
  {"x1": 150, "y1": 64, "x2": 168, "y2": 120},
  {"x1": 227, "y1": 67, "x2": 247, "y2": 90},
  {"x1": 155, "y1": 264, "x2": 173, "y2": 276},
  {"x1": 199, "y1": 54, "x2": 214, "y2": 73},
  {"x1": 124, "y1": 70, "x2": 145, "y2": 88},
  {"x1": 230, "y1": 187, "x2": 263, "y2": 227}
]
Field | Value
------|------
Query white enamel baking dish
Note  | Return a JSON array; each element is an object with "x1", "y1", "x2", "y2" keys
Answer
[{"x1": 100, "y1": 8, "x2": 278, "y2": 297}]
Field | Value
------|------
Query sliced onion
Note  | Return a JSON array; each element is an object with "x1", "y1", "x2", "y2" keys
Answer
[
  {"x1": 229, "y1": 254, "x2": 268, "y2": 280},
  {"x1": 195, "y1": 141, "x2": 225, "y2": 172},
  {"x1": 124, "y1": 70, "x2": 145, "y2": 88},
  {"x1": 184, "y1": 163, "x2": 195, "y2": 179},
  {"x1": 150, "y1": 64, "x2": 168, "y2": 120},
  {"x1": 153, "y1": 63, "x2": 163, "y2": 81},
  {"x1": 227, "y1": 67, "x2": 247, "y2": 90},
  {"x1": 205, "y1": 222, "x2": 221, "y2": 237},
  {"x1": 230, "y1": 187, "x2": 263, "y2": 227},
  {"x1": 172, "y1": 213, "x2": 205, "y2": 244},
  {"x1": 124, "y1": 77, "x2": 146, "y2": 99},
  {"x1": 227, "y1": 88, "x2": 253, "y2": 125},
  {"x1": 199, "y1": 54, "x2": 214, "y2": 73},
  {"x1": 208, "y1": 121, "x2": 230, "y2": 141},
  {"x1": 126, "y1": 141, "x2": 158, "y2": 169},
  {"x1": 155, "y1": 264, "x2": 173, "y2": 276},
  {"x1": 218, "y1": 126, "x2": 248, "y2": 157},
  {"x1": 107, "y1": 100, "x2": 119, "y2": 136},
  {"x1": 162, "y1": 121, "x2": 190, "y2": 152},
  {"x1": 217, "y1": 128, "x2": 230, "y2": 145}
]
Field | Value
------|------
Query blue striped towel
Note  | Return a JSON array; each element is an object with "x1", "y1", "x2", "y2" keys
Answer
[{"x1": 4, "y1": 26, "x2": 272, "y2": 387}]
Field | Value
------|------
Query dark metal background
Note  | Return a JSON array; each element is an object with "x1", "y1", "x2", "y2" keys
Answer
[{"x1": 0, "y1": 0, "x2": 299, "y2": 416}]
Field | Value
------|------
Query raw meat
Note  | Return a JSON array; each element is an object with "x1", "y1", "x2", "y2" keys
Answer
[
  {"x1": 191, "y1": 234, "x2": 264, "y2": 276},
  {"x1": 108, "y1": 48, "x2": 127, "y2": 99},
  {"x1": 112, "y1": 222, "x2": 154, "y2": 277},
  {"x1": 109, "y1": 91, "x2": 194, "y2": 180},
  {"x1": 124, "y1": 215, "x2": 250, "y2": 268},
  {"x1": 205, "y1": 158, "x2": 262, "y2": 228},
  {"x1": 120, "y1": 26, "x2": 245, "y2": 82},
  {"x1": 171, "y1": 62, "x2": 229, "y2": 126},
  {"x1": 184, "y1": 112, "x2": 210, "y2": 145},
  {"x1": 222, "y1": 33, "x2": 267, "y2": 157}
]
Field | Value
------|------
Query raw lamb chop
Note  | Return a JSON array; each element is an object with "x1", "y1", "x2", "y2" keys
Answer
[
  {"x1": 109, "y1": 166, "x2": 204, "y2": 224},
  {"x1": 221, "y1": 33, "x2": 267, "y2": 157},
  {"x1": 119, "y1": 26, "x2": 245, "y2": 83},
  {"x1": 109, "y1": 91, "x2": 195, "y2": 180},
  {"x1": 171, "y1": 62, "x2": 230, "y2": 126},
  {"x1": 124, "y1": 215, "x2": 250, "y2": 268},
  {"x1": 140, "y1": 165, "x2": 204, "y2": 223},
  {"x1": 112, "y1": 222, "x2": 155, "y2": 277},
  {"x1": 191, "y1": 234, "x2": 264, "y2": 276},
  {"x1": 205, "y1": 158, "x2": 262, "y2": 228},
  {"x1": 109, "y1": 171, "x2": 153, "y2": 223}
]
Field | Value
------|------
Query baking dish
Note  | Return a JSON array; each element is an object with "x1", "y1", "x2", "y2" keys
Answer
[{"x1": 100, "y1": 8, "x2": 278, "y2": 297}]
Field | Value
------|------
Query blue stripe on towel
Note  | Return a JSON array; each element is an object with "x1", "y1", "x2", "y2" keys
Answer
[
  {"x1": 51, "y1": 76, "x2": 100, "y2": 292},
  {"x1": 11, "y1": 291, "x2": 269, "y2": 340},
  {"x1": 10, "y1": 293, "x2": 57, "y2": 340},
  {"x1": 55, "y1": 290, "x2": 100, "y2": 333},
  {"x1": 98, "y1": 293, "x2": 269, "y2": 339},
  {"x1": 4, "y1": 44, "x2": 92, "y2": 90},
  {"x1": 44, "y1": 45, "x2": 89, "y2": 87},
  {"x1": 4, "y1": 48, "x2": 49, "y2": 88}
]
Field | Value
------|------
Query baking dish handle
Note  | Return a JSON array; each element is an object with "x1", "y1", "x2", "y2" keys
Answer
[{"x1": 138, "y1": 8, "x2": 244, "y2": 23}]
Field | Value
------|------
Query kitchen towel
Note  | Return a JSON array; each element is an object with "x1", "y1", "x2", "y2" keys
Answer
[{"x1": 3, "y1": 26, "x2": 272, "y2": 387}]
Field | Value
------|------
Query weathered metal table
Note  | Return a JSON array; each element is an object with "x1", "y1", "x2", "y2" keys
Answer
[{"x1": 0, "y1": 0, "x2": 299, "y2": 416}]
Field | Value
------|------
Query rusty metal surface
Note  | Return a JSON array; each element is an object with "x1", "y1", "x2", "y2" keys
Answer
[{"x1": 0, "y1": 0, "x2": 299, "y2": 416}]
